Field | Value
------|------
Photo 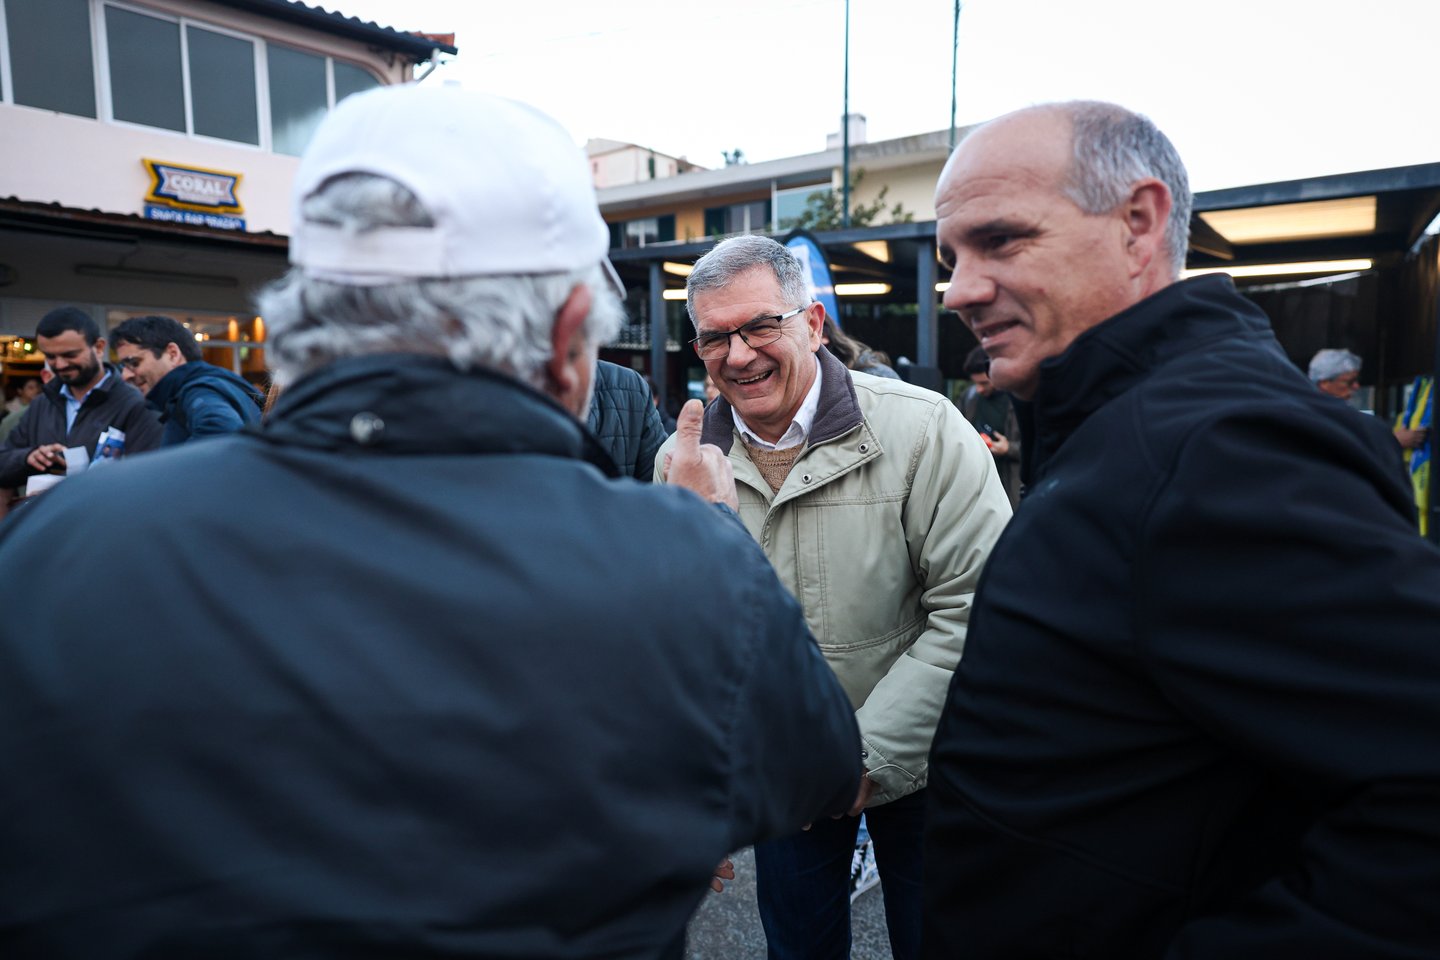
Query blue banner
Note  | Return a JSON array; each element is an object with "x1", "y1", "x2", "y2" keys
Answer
[{"x1": 783, "y1": 230, "x2": 840, "y2": 327}]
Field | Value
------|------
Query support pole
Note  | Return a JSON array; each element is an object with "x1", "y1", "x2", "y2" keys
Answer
[
  {"x1": 649, "y1": 260, "x2": 666, "y2": 412},
  {"x1": 842, "y1": 0, "x2": 851, "y2": 228},
  {"x1": 916, "y1": 242, "x2": 937, "y2": 367}
]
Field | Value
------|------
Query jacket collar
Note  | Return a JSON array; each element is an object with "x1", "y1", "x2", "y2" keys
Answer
[
  {"x1": 1024, "y1": 274, "x2": 1276, "y2": 473},
  {"x1": 700, "y1": 345, "x2": 862, "y2": 453},
  {"x1": 147, "y1": 360, "x2": 261, "y2": 414},
  {"x1": 256, "y1": 353, "x2": 618, "y2": 476}
]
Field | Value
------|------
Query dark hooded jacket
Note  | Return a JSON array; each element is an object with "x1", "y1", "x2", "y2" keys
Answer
[
  {"x1": 0, "y1": 365, "x2": 160, "y2": 488},
  {"x1": 924, "y1": 276, "x2": 1440, "y2": 958},
  {"x1": 146, "y1": 360, "x2": 264, "y2": 446},
  {"x1": 0, "y1": 354, "x2": 860, "y2": 959}
]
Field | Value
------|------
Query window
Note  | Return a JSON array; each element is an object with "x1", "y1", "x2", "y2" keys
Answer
[
  {"x1": 705, "y1": 200, "x2": 770, "y2": 237},
  {"x1": 269, "y1": 44, "x2": 381, "y2": 156},
  {"x1": 105, "y1": 6, "x2": 184, "y2": 132},
  {"x1": 104, "y1": 6, "x2": 260, "y2": 144},
  {"x1": 5, "y1": 0, "x2": 97, "y2": 117},
  {"x1": 268, "y1": 45, "x2": 327, "y2": 156},
  {"x1": 777, "y1": 184, "x2": 829, "y2": 229},
  {"x1": 333, "y1": 59, "x2": 379, "y2": 104},
  {"x1": 0, "y1": 0, "x2": 384, "y2": 153},
  {"x1": 609, "y1": 215, "x2": 675, "y2": 250},
  {"x1": 187, "y1": 25, "x2": 258, "y2": 144}
]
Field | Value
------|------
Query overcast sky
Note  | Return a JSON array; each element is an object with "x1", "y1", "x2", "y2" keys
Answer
[{"x1": 331, "y1": 0, "x2": 1439, "y2": 192}]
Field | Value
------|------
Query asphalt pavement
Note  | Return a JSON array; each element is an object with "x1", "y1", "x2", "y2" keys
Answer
[{"x1": 684, "y1": 847, "x2": 894, "y2": 960}]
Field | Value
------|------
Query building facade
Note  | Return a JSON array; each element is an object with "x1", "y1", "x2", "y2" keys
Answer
[{"x1": 0, "y1": 0, "x2": 454, "y2": 399}]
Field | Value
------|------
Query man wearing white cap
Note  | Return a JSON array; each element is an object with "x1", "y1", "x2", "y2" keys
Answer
[{"x1": 0, "y1": 84, "x2": 861, "y2": 958}]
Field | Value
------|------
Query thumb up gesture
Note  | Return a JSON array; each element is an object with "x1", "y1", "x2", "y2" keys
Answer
[{"x1": 663, "y1": 399, "x2": 739, "y2": 511}]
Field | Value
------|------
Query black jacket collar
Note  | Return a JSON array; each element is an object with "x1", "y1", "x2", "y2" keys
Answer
[
  {"x1": 1023, "y1": 274, "x2": 1276, "y2": 477},
  {"x1": 700, "y1": 345, "x2": 861, "y2": 453},
  {"x1": 148, "y1": 360, "x2": 263, "y2": 413},
  {"x1": 257, "y1": 354, "x2": 618, "y2": 476}
]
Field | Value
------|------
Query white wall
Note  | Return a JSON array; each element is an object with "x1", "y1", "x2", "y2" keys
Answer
[{"x1": 0, "y1": 103, "x2": 303, "y2": 234}]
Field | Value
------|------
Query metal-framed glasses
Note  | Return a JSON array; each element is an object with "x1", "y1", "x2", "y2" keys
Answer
[{"x1": 691, "y1": 304, "x2": 811, "y2": 360}]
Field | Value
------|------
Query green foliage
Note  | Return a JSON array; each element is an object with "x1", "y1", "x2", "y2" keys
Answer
[{"x1": 784, "y1": 169, "x2": 915, "y2": 231}]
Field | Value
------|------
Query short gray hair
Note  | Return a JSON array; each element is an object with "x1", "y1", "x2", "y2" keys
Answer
[
  {"x1": 685, "y1": 235, "x2": 810, "y2": 329},
  {"x1": 1054, "y1": 101, "x2": 1193, "y2": 276},
  {"x1": 1308, "y1": 348, "x2": 1362, "y2": 383},
  {"x1": 256, "y1": 174, "x2": 623, "y2": 388}
]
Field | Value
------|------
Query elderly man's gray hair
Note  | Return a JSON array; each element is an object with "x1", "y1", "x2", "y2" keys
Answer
[
  {"x1": 1055, "y1": 101, "x2": 1193, "y2": 277},
  {"x1": 685, "y1": 235, "x2": 810, "y2": 329},
  {"x1": 1308, "y1": 348, "x2": 1362, "y2": 383},
  {"x1": 256, "y1": 174, "x2": 623, "y2": 388}
]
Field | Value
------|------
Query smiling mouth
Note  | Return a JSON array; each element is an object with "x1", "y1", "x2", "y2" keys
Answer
[
  {"x1": 975, "y1": 319, "x2": 1021, "y2": 346},
  {"x1": 735, "y1": 370, "x2": 773, "y2": 386}
]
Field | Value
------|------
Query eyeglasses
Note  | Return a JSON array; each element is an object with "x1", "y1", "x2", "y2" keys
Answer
[
  {"x1": 691, "y1": 304, "x2": 810, "y2": 360},
  {"x1": 117, "y1": 355, "x2": 147, "y2": 371}
]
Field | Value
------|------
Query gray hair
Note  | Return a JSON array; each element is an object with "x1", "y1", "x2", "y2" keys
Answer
[
  {"x1": 1053, "y1": 101, "x2": 1193, "y2": 276},
  {"x1": 256, "y1": 174, "x2": 623, "y2": 388},
  {"x1": 1308, "y1": 348, "x2": 1362, "y2": 383},
  {"x1": 685, "y1": 235, "x2": 810, "y2": 329}
]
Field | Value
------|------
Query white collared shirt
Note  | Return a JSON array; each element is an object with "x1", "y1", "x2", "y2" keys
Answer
[{"x1": 732, "y1": 355, "x2": 823, "y2": 451}]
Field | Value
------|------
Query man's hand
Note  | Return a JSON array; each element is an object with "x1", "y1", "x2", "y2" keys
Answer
[
  {"x1": 663, "y1": 399, "x2": 738, "y2": 510},
  {"x1": 710, "y1": 857, "x2": 736, "y2": 893},
  {"x1": 25, "y1": 443, "x2": 66, "y2": 474},
  {"x1": 835, "y1": 774, "x2": 878, "y2": 818},
  {"x1": 990, "y1": 431, "x2": 1012, "y2": 457},
  {"x1": 1395, "y1": 425, "x2": 1429, "y2": 450}
]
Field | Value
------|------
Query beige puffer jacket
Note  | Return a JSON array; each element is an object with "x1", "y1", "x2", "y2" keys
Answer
[{"x1": 658, "y1": 348, "x2": 1011, "y2": 805}]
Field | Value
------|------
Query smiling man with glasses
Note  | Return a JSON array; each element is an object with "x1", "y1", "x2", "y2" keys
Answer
[{"x1": 658, "y1": 234, "x2": 1011, "y2": 960}]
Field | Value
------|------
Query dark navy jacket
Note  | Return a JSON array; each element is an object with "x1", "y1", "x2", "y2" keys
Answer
[
  {"x1": 924, "y1": 276, "x2": 1440, "y2": 958},
  {"x1": 0, "y1": 354, "x2": 861, "y2": 959},
  {"x1": 587, "y1": 360, "x2": 668, "y2": 480},
  {"x1": 146, "y1": 360, "x2": 264, "y2": 446}
]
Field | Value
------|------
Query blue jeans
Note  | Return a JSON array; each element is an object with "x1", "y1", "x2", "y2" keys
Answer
[{"x1": 754, "y1": 788, "x2": 926, "y2": 960}]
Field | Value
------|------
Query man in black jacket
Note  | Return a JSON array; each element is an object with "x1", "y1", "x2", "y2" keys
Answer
[
  {"x1": 925, "y1": 101, "x2": 1440, "y2": 958},
  {"x1": 588, "y1": 359, "x2": 668, "y2": 479},
  {"x1": 0, "y1": 306, "x2": 160, "y2": 492},
  {"x1": 0, "y1": 84, "x2": 860, "y2": 960},
  {"x1": 111, "y1": 314, "x2": 264, "y2": 446}
]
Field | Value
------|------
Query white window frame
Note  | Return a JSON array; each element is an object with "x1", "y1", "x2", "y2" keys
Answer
[
  {"x1": 0, "y1": 0, "x2": 384, "y2": 153},
  {"x1": 265, "y1": 39, "x2": 388, "y2": 155},
  {"x1": 97, "y1": 0, "x2": 267, "y2": 150},
  {"x1": 0, "y1": 0, "x2": 13, "y2": 106}
]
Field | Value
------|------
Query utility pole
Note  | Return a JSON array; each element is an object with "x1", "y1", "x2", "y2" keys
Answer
[
  {"x1": 842, "y1": 0, "x2": 851, "y2": 228},
  {"x1": 949, "y1": 1, "x2": 961, "y2": 151}
]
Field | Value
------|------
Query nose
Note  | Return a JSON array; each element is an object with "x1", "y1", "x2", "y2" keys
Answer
[
  {"x1": 121, "y1": 367, "x2": 136, "y2": 382},
  {"x1": 725, "y1": 332, "x2": 760, "y2": 368},
  {"x1": 941, "y1": 255, "x2": 997, "y2": 317}
]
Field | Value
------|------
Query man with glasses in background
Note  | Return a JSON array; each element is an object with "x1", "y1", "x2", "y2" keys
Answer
[{"x1": 658, "y1": 234, "x2": 1011, "y2": 960}]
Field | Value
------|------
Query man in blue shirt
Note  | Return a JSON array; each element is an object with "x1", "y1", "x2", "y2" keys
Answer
[{"x1": 0, "y1": 306, "x2": 160, "y2": 492}]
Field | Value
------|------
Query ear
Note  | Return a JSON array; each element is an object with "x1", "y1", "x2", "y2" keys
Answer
[
  {"x1": 164, "y1": 341, "x2": 186, "y2": 364},
  {"x1": 93, "y1": 337, "x2": 107, "y2": 357},
  {"x1": 545, "y1": 283, "x2": 593, "y2": 411},
  {"x1": 805, "y1": 301, "x2": 825, "y2": 352},
  {"x1": 1121, "y1": 178, "x2": 1172, "y2": 278}
]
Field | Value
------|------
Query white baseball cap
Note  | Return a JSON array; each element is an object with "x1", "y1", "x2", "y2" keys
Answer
[{"x1": 289, "y1": 83, "x2": 622, "y2": 296}]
